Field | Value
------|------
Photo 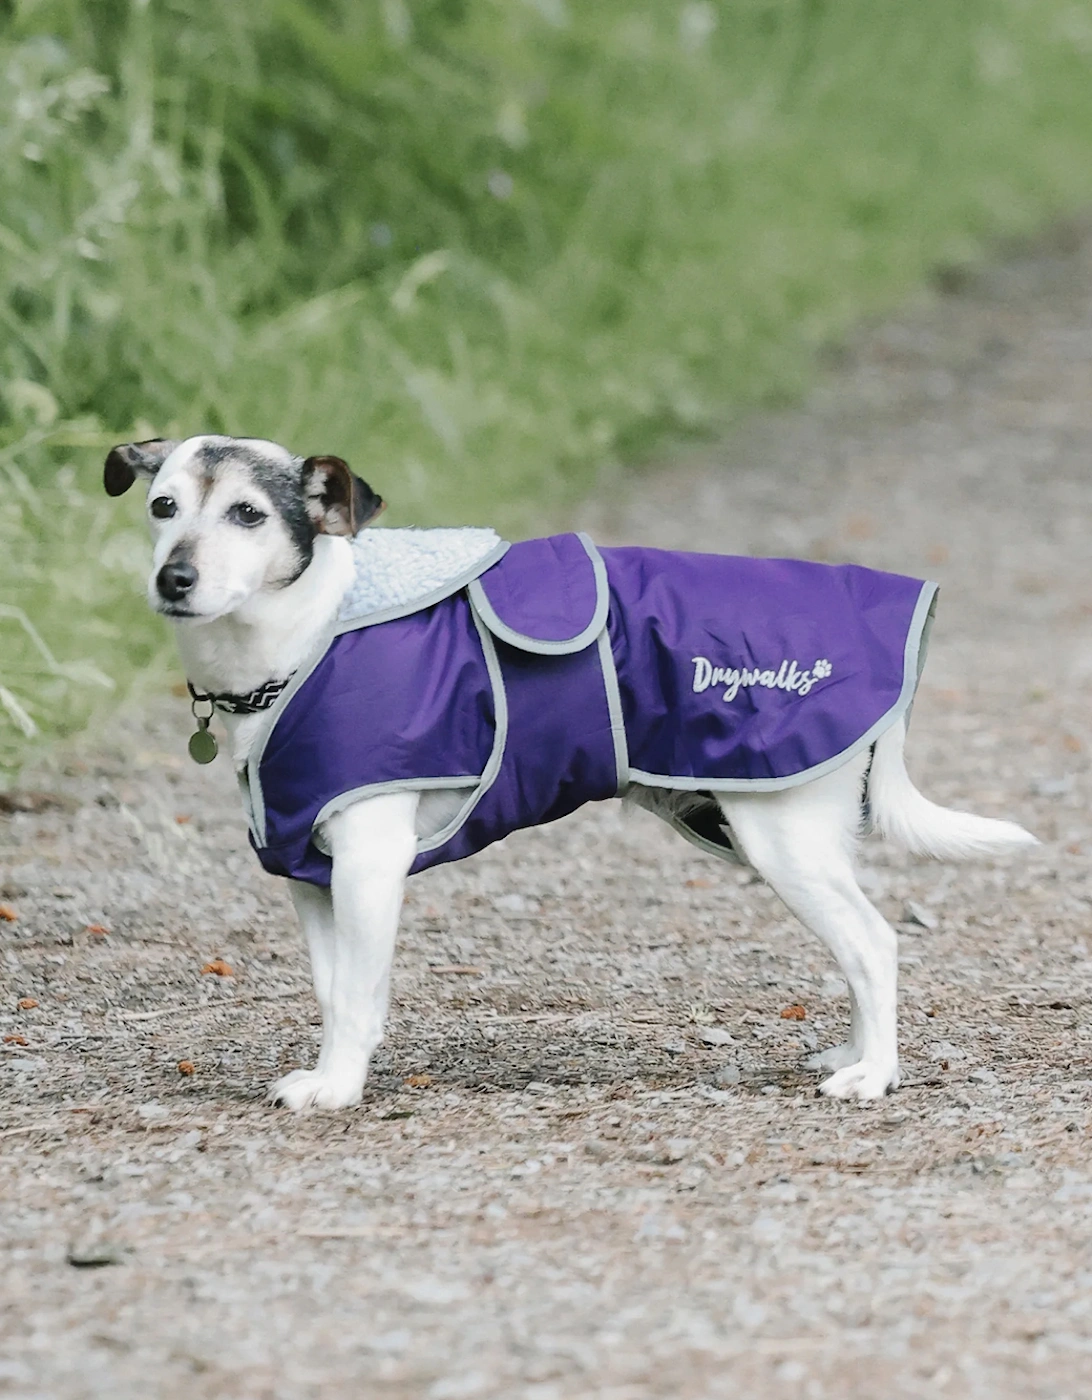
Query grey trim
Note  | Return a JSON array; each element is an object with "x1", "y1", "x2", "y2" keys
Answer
[
  {"x1": 904, "y1": 587, "x2": 938, "y2": 728},
  {"x1": 627, "y1": 580, "x2": 939, "y2": 795},
  {"x1": 413, "y1": 606, "x2": 510, "y2": 856},
  {"x1": 244, "y1": 620, "x2": 340, "y2": 847},
  {"x1": 310, "y1": 609, "x2": 511, "y2": 860},
  {"x1": 311, "y1": 777, "x2": 477, "y2": 855},
  {"x1": 468, "y1": 532, "x2": 609, "y2": 656},
  {"x1": 334, "y1": 539, "x2": 511, "y2": 634},
  {"x1": 596, "y1": 628, "x2": 630, "y2": 793},
  {"x1": 236, "y1": 770, "x2": 256, "y2": 830}
]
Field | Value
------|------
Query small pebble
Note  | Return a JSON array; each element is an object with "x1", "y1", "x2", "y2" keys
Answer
[
  {"x1": 67, "y1": 1239, "x2": 126, "y2": 1268},
  {"x1": 1032, "y1": 774, "x2": 1075, "y2": 798}
]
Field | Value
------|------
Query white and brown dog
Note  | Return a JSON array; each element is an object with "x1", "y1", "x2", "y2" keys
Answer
[{"x1": 105, "y1": 434, "x2": 1036, "y2": 1110}]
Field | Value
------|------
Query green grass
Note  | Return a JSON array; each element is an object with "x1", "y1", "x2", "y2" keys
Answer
[{"x1": 5, "y1": 0, "x2": 1092, "y2": 769}]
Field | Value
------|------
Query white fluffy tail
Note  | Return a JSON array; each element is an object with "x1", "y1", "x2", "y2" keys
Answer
[{"x1": 869, "y1": 718, "x2": 1038, "y2": 860}]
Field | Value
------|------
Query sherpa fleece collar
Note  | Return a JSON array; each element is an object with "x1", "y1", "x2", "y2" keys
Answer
[{"x1": 337, "y1": 526, "x2": 506, "y2": 626}]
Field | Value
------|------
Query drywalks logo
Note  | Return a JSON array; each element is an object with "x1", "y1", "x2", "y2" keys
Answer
[{"x1": 690, "y1": 656, "x2": 833, "y2": 703}]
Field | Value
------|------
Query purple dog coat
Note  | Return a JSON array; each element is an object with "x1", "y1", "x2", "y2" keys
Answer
[{"x1": 242, "y1": 533, "x2": 936, "y2": 886}]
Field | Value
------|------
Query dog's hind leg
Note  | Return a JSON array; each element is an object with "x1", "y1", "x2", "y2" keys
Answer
[
  {"x1": 269, "y1": 791, "x2": 418, "y2": 1111},
  {"x1": 718, "y1": 757, "x2": 900, "y2": 1101}
]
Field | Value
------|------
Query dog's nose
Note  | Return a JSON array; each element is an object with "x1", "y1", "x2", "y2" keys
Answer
[{"x1": 157, "y1": 560, "x2": 198, "y2": 602}]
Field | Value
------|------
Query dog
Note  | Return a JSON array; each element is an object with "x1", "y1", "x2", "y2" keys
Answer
[{"x1": 104, "y1": 433, "x2": 1036, "y2": 1110}]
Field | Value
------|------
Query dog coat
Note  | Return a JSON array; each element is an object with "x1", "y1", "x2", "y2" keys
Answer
[{"x1": 240, "y1": 531, "x2": 936, "y2": 886}]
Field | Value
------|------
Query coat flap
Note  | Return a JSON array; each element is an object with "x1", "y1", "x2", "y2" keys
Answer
[{"x1": 468, "y1": 532, "x2": 609, "y2": 654}]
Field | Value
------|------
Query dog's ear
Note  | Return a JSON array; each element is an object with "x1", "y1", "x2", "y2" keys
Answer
[
  {"x1": 103, "y1": 439, "x2": 180, "y2": 497},
  {"x1": 301, "y1": 455, "x2": 385, "y2": 536}
]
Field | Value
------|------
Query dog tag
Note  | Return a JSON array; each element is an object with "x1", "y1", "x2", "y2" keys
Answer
[{"x1": 188, "y1": 724, "x2": 218, "y2": 765}]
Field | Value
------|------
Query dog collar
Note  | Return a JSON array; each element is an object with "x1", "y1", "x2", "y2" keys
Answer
[
  {"x1": 186, "y1": 679, "x2": 290, "y2": 764},
  {"x1": 187, "y1": 679, "x2": 289, "y2": 715}
]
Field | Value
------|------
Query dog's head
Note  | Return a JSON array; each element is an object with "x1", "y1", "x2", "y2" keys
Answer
[{"x1": 103, "y1": 435, "x2": 384, "y2": 621}]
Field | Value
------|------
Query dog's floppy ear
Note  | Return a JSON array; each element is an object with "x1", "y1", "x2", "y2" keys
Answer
[
  {"x1": 103, "y1": 439, "x2": 180, "y2": 497},
  {"x1": 301, "y1": 455, "x2": 385, "y2": 536}
]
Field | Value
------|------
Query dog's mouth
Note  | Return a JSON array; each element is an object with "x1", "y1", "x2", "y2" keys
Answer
[
  {"x1": 148, "y1": 575, "x2": 253, "y2": 624},
  {"x1": 153, "y1": 595, "x2": 247, "y2": 624}
]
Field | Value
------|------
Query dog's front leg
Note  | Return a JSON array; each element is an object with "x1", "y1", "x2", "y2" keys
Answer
[{"x1": 269, "y1": 792, "x2": 418, "y2": 1111}]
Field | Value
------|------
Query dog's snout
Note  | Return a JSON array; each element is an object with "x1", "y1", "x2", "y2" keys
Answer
[{"x1": 157, "y1": 560, "x2": 198, "y2": 602}]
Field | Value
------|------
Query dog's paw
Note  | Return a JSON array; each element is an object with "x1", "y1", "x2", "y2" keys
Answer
[
  {"x1": 804, "y1": 1042, "x2": 859, "y2": 1073},
  {"x1": 818, "y1": 1060, "x2": 899, "y2": 1102},
  {"x1": 268, "y1": 1067, "x2": 364, "y2": 1112}
]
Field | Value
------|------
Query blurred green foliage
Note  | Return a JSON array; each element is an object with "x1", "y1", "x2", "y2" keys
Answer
[{"x1": 4, "y1": 0, "x2": 1092, "y2": 767}]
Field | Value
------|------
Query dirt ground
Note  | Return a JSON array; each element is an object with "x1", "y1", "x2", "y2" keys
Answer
[{"x1": 6, "y1": 226, "x2": 1092, "y2": 1400}]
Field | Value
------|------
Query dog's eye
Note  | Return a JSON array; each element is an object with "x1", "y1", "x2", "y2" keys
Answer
[
  {"x1": 149, "y1": 496, "x2": 177, "y2": 520},
  {"x1": 228, "y1": 502, "x2": 267, "y2": 528}
]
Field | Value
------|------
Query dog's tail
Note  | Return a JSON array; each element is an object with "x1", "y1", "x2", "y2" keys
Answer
[{"x1": 868, "y1": 717, "x2": 1037, "y2": 860}]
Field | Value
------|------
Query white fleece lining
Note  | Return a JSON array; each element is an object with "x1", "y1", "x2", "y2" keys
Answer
[{"x1": 338, "y1": 526, "x2": 505, "y2": 624}]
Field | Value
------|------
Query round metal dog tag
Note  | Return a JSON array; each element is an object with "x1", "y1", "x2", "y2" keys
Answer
[{"x1": 188, "y1": 727, "x2": 218, "y2": 764}]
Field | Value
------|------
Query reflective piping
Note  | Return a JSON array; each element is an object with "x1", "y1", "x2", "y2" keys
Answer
[
  {"x1": 236, "y1": 770, "x2": 256, "y2": 831},
  {"x1": 413, "y1": 606, "x2": 509, "y2": 856},
  {"x1": 627, "y1": 580, "x2": 939, "y2": 795},
  {"x1": 468, "y1": 532, "x2": 609, "y2": 656},
  {"x1": 310, "y1": 777, "x2": 477, "y2": 855},
  {"x1": 310, "y1": 607, "x2": 511, "y2": 861},
  {"x1": 334, "y1": 539, "x2": 510, "y2": 634},
  {"x1": 244, "y1": 619, "x2": 339, "y2": 848},
  {"x1": 596, "y1": 628, "x2": 629, "y2": 794}
]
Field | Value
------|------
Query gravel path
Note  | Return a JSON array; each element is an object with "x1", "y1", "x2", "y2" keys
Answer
[{"x1": 6, "y1": 225, "x2": 1092, "y2": 1399}]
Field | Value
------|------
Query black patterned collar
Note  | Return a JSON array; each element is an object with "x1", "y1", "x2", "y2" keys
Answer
[{"x1": 187, "y1": 678, "x2": 290, "y2": 716}]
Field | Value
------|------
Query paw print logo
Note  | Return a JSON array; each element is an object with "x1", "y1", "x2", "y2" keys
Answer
[{"x1": 813, "y1": 658, "x2": 833, "y2": 679}]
